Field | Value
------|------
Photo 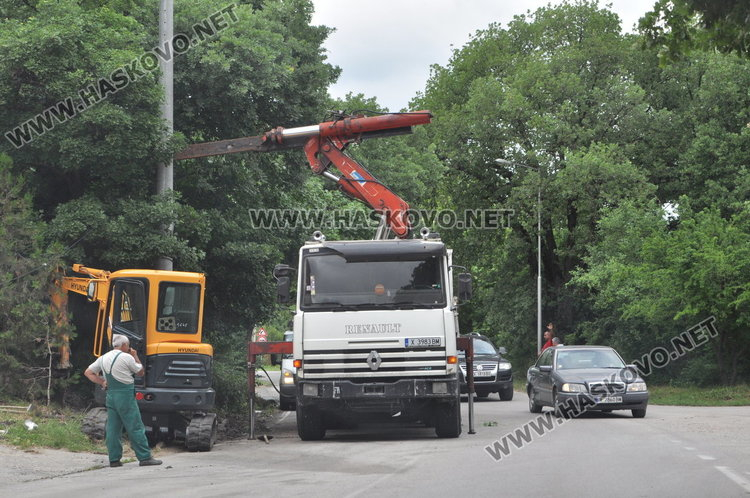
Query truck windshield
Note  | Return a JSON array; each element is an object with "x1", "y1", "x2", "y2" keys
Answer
[{"x1": 302, "y1": 254, "x2": 445, "y2": 311}]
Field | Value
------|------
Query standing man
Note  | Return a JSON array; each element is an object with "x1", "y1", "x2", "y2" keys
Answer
[
  {"x1": 540, "y1": 322, "x2": 555, "y2": 353},
  {"x1": 84, "y1": 334, "x2": 162, "y2": 467}
]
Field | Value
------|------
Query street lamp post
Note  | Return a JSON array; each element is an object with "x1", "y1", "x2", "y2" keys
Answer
[{"x1": 495, "y1": 159, "x2": 542, "y2": 353}]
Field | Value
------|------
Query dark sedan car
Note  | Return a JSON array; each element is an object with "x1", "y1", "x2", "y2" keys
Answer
[
  {"x1": 458, "y1": 335, "x2": 514, "y2": 401},
  {"x1": 526, "y1": 346, "x2": 648, "y2": 418}
]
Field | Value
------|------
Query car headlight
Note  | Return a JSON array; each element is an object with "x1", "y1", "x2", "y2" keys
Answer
[
  {"x1": 627, "y1": 382, "x2": 647, "y2": 392},
  {"x1": 498, "y1": 361, "x2": 511, "y2": 370},
  {"x1": 561, "y1": 383, "x2": 587, "y2": 393},
  {"x1": 282, "y1": 369, "x2": 295, "y2": 385}
]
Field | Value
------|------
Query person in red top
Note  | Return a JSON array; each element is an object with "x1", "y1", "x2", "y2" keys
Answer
[{"x1": 540, "y1": 322, "x2": 555, "y2": 353}]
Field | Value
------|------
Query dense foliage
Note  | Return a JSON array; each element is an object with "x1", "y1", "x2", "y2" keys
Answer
[
  {"x1": 416, "y1": 0, "x2": 749, "y2": 384},
  {"x1": 0, "y1": 0, "x2": 747, "y2": 409}
]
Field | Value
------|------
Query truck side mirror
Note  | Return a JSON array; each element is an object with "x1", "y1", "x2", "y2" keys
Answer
[
  {"x1": 457, "y1": 273, "x2": 473, "y2": 302},
  {"x1": 276, "y1": 277, "x2": 290, "y2": 304},
  {"x1": 274, "y1": 264, "x2": 293, "y2": 304}
]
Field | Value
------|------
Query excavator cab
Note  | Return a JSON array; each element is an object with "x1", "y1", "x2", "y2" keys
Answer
[{"x1": 57, "y1": 266, "x2": 217, "y2": 451}]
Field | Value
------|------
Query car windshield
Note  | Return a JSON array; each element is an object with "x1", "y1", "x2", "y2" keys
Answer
[
  {"x1": 458, "y1": 338, "x2": 497, "y2": 357},
  {"x1": 556, "y1": 349, "x2": 625, "y2": 369},
  {"x1": 473, "y1": 338, "x2": 496, "y2": 355},
  {"x1": 301, "y1": 253, "x2": 445, "y2": 311}
]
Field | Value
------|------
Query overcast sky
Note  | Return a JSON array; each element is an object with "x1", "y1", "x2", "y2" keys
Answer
[{"x1": 311, "y1": 0, "x2": 658, "y2": 111}]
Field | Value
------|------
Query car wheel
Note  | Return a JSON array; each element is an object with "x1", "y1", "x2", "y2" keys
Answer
[
  {"x1": 553, "y1": 390, "x2": 570, "y2": 419},
  {"x1": 528, "y1": 388, "x2": 542, "y2": 413},
  {"x1": 632, "y1": 407, "x2": 647, "y2": 418},
  {"x1": 499, "y1": 387, "x2": 514, "y2": 401}
]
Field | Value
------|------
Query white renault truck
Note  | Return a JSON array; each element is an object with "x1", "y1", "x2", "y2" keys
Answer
[{"x1": 275, "y1": 229, "x2": 472, "y2": 440}]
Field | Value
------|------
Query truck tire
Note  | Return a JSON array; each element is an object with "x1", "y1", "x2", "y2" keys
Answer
[
  {"x1": 185, "y1": 413, "x2": 218, "y2": 452},
  {"x1": 434, "y1": 400, "x2": 461, "y2": 438},
  {"x1": 297, "y1": 404, "x2": 326, "y2": 441},
  {"x1": 82, "y1": 407, "x2": 107, "y2": 440}
]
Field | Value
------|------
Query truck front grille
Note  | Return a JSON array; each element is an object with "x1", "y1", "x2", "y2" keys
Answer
[{"x1": 303, "y1": 347, "x2": 447, "y2": 379}]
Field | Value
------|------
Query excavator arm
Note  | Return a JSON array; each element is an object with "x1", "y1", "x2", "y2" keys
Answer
[
  {"x1": 51, "y1": 265, "x2": 112, "y2": 368},
  {"x1": 175, "y1": 111, "x2": 432, "y2": 238}
]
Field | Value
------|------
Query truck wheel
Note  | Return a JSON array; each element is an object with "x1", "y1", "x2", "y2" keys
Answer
[
  {"x1": 185, "y1": 413, "x2": 218, "y2": 452},
  {"x1": 296, "y1": 404, "x2": 326, "y2": 441},
  {"x1": 434, "y1": 400, "x2": 461, "y2": 438},
  {"x1": 82, "y1": 407, "x2": 107, "y2": 440},
  {"x1": 499, "y1": 387, "x2": 514, "y2": 401}
]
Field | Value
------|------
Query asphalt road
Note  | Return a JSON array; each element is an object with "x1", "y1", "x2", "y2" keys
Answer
[{"x1": 3, "y1": 388, "x2": 750, "y2": 497}]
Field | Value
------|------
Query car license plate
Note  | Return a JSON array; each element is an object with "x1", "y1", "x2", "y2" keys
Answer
[
  {"x1": 596, "y1": 396, "x2": 622, "y2": 403},
  {"x1": 473, "y1": 371, "x2": 494, "y2": 377},
  {"x1": 405, "y1": 337, "x2": 441, "y2": 347}
]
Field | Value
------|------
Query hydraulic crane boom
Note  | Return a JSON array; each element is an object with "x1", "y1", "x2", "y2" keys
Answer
[{"x1": 175, "y1": 111, "x2": 433, "y2": 239}]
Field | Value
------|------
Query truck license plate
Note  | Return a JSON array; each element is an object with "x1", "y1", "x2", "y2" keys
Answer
[{"x1": 405, "y1": 337, "x2": 441, "y2": 347}]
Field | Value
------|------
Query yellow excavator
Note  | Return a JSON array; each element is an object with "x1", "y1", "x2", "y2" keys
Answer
[{"x1": 52, "y1": 264, "x2": 217, "y2": 451}]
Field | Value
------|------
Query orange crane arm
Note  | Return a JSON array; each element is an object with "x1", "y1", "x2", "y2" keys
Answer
[{"x1": 175, "y1": 111, "x2": 433, "y2": 239}]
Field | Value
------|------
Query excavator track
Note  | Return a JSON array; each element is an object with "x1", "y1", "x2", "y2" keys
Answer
[{"x1": 185, "y1": 413, "x2": 218, "y2": 452}]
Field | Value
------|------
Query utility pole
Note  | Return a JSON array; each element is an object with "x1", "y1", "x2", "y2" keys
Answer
[
  {"x1": 535, "y1": 178, "x2": 541, "y2": 354},
  {"x1": 155, "y1": 0, "x2": 174, "y2": 271}
]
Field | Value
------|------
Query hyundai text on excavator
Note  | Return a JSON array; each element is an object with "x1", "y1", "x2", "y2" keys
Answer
[
  {"x1": 177, "y1": 111, "x2": 474, "y2": 440},
  {"x1": 53, "y1": 264, "x2": 218, "y2": 451}
]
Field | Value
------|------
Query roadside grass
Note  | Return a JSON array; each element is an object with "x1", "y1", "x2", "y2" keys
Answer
[
  {"x1": 0, "y1": 405, "x2": 106, "y2": 453},
  {"x1": 648, "y1": 384, "x2": 750, "y2": 406}
]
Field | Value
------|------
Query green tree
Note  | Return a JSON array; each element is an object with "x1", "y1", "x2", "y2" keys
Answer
[
  {"x1": 627, "y1": 50, "x2": 750, "y2": 215},
  {"x1": 640, "y1": 0, "x2": 750, "y2": 62},
  {"x1": 416, "y1": 1, "x2": 654, "y2": 365},
  {"x1": 0, "y1": 0, "x2": 340, "y2": 410},
  {"x1": 573, "y1": 200, "x2": 750, "y2": 384},
  {"x1": 0, "y1": 153, "x2": 68, "y2": 402}
]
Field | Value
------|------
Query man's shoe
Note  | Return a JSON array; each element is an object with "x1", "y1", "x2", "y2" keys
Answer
[
  {"x1": 109, "y1": 461, "x2": 123, "y2": 468},
  {"x1": 139, "y1": 458, "x2": 162, "y2": 467}
]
